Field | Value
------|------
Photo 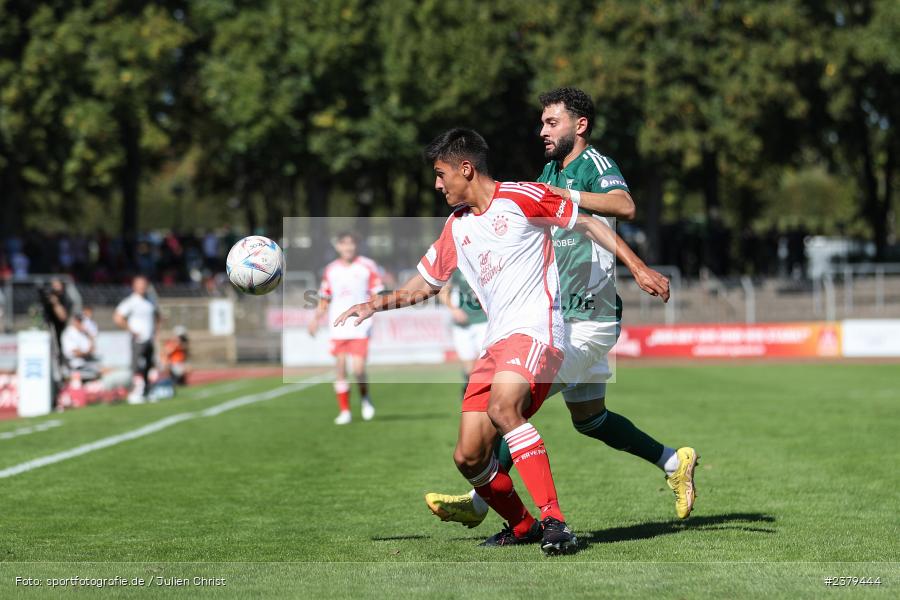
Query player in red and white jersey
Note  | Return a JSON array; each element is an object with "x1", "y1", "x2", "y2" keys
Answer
[
  {"x1": 309, "y1": 232, "x2": 384, "y2": 425},
  {"x1": 419, "y1": 179, "x2": 573, "y2": 351},
  {"x1": 336, "y1": 129, "x2": 641, "y2": 555}
]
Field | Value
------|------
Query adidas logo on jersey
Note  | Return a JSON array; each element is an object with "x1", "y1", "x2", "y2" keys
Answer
[
  {"x1": 462, "y1": 236, "x2": 472, "y2": 246},
  {"x1": 506, "y1": 358, "x2": 522, "y2": 366}
]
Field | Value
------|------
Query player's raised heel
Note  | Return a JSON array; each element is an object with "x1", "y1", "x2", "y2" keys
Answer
[
  {"x1": 666, "y1": 446, "x2": 699, "y2": 519},
  {"x1": 424, "y1": 492, "x2": 487, "y2": 528},
  {"x1": 540, "y1": 517, "x2": 578, "y2": 555}
]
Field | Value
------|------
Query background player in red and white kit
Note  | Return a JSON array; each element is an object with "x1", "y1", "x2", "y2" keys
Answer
[
  {"x1": 336, "y1": 128, "x2": 667, "y2": 555},
  {"x1": 309, "y1": 232, "x2": 384, "y2": 425}
]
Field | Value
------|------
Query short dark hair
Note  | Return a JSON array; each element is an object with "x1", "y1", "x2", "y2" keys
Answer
[
  {"x1": 335, "y1": 231, "x2": 357, "y2": 243},
  {"x1": 423, "y1": 128, "x2": 490, "y2": 174},
  {"x1": 539, "y1": 87, "x2": 595, "y2": 136}
]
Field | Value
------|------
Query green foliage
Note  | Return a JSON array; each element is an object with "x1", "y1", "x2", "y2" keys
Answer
[
  {"x1": 761, "y1": 166, "x2": 857, "y2": 231},
  {"x1": 0, "y1": 1, "x2": 191, "y2": 234},
  {"x1": 0, "y1": 0, "x2": 896, "y2": 264}
]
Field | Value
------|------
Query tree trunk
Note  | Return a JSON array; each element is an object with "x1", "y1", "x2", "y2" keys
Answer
[
  {"x1": 702, "y1": 149, "x2": 728, "y2": 274},
  {"x1": 233, "y1": 166, "x2": 256, "y2": 234},
  {"x1": 642, "y1": 167, "x2": 663, "y2": 264},
  {"x1": 883, "y1": 145, "x2": 894, "y2": 254},
  {"x1": 118, "y1": 111, "x2": 141, "y2": 270},
  {"x1": 0, "y1": 160, "x2": 25, "y2": 240},
  {"x1": 702, "y1": 149, "x2": 720, "y2": 218},
  {"x1": 855, "y1": 98, "x2": 888, "y2": 261},
  {"x1": 305, "y1": 172, "x2": 331, "y2": 264}
]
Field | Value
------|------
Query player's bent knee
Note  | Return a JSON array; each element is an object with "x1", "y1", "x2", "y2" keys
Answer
[
  {"x1": 453, "y1": 446, "x2": 487, "y2": 473},
  {"x1": 566, "y1": 397, "x2": 606, "y2": 423},
  {"x1": 486, "y1": 401, "x2": 523, "y2": 432}
]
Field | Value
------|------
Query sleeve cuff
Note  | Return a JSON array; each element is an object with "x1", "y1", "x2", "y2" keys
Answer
[
  {"x1": 417, "y1": 262, "x2": 447, "y2": 288},
  {"x1": 564, "y1": 205, "x2": 578, "y2": 230}
]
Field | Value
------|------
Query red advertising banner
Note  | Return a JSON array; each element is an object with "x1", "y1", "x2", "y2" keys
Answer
[{"x1": 613, "y1": 322, "x2": 842, "y2": 359}]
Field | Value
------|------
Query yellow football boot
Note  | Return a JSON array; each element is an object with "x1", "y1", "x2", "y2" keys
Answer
[
  {"x1": 425, "y1": 492, "x2": 488, "y2": 528},
  {"x1": 666, "y1": 447, "x2": 699, "y2": 519}
]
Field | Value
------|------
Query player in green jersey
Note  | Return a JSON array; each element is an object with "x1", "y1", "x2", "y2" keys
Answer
[{"x1": 426, "y1": 89, "x2": 698, "y2": 528}]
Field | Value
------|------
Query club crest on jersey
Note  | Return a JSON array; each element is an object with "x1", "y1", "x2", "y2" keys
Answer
[{"x1": 493, "y1": 215, "x2": 508, "y2": 236}]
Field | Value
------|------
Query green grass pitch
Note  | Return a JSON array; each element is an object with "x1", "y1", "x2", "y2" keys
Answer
[{"x1": 0, "y1": 363, "x2": 897, "y2": 598}]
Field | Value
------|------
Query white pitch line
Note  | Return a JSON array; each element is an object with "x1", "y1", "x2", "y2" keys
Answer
[
  {"x1": 0, "y1": 375, "x2": 327, "y2": 479},
  {"x1": 0, "y1": 419, "x2": 64, "y2": 441},
  {"x1": 190, "y1": 379, "x2": 256, "y2": 400}
]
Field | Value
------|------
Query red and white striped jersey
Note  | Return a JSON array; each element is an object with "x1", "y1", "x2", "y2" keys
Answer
[
  {"x1": 418, "y1": 182, "x2": 578, "y2": 350},
  {"x1": 320, "y1": 256, "x2": 384, "y2": 339}
]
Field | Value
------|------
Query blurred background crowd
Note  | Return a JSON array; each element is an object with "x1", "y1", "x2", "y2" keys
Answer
[{"x1": 0, "y1": 229, "x2": 240, "y2": 286}]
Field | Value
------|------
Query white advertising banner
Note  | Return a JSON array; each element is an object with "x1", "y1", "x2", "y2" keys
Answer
[
  {"x1": 95, "y1": 332, "x2": 133, "y2": 369},
  {"x1": 841, "y1": 319, "x2": 900, "y2": 357},
  {"x1": 282, "y1": 306, "x2": 454, "y2": 367},
  {"x1": 209, "y1": 299, "x2": 235, "y2": 336},
  {"x1": 17, "y1": 330, "x2": 52, "y2": 417}
]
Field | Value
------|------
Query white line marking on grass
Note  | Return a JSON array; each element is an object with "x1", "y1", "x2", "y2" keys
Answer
[
  {"x1": 0, "y1": 419, "x2": 64, "y2": 441},
  {"x1": 190, "y1": 380, "x2": 255, "y2": 400},
  {"x1": 0, "y1": 375, "x2": 327, "y2": 479}
]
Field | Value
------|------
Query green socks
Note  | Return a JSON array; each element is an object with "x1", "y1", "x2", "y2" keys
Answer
[{"x1": 573, "y1": 409, "x2": 664, "y2": 464}]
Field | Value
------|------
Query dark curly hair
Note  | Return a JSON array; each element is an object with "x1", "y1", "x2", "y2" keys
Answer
[{"x1": 538, "y1": 87, "x2": 595, "y2": 136}]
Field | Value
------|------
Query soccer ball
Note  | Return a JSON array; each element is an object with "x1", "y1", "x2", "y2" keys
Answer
[{"x1": 225, "y1": 236, "x2": 284, "y2": 295}]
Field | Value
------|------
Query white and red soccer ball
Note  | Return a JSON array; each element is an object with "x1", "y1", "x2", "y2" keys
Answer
[{"x1": 226, "y1": 236, "x2": 284, "y2": 295}]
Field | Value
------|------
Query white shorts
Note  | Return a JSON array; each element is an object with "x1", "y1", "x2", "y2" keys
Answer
[
  {"x1": 556, "y1": 319, "x2": 620, "y2": 403},
  {"x1": 452, "y1": 322, "x2": 488, "y2": 362}
]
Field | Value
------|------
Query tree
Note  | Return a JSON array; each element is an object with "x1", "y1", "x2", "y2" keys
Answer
[
  {"x1": 0, "y1": 1, "x2": 191, "y2": 242},
  {"x1": 816, "y1": 0, "x2": 899, "y2": 260},
  {"x1": 526, "y1": 0, "x2": 825, "y2": 269},
  {"x1": 192, "y1": 0, "x2": 378, "y2": 236}
]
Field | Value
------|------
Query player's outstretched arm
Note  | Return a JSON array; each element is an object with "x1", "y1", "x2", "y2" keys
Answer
[
  {"x1": 574, "y1": 213, "x2": 670, "y2": 302},
  {"x1": 548, "y1": 185, "x2": 636, "y2": 221},
  {"x1": 333, "y1": 273, "x2": 439, "y2": 327}
]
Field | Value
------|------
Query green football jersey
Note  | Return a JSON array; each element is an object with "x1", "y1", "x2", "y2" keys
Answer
[
  {"x1": 537, "y1": 145, "x2": 626, "y2": 322},
  {"x1": 449, "y1": 269, "x2": 487, "y2": 326}
]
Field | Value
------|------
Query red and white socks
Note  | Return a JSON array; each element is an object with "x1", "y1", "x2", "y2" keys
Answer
[
  {"x1": 334, "y1": 380, "x2": 351, "y2": 424},
  {"x1": 467, "y1": 456, "x2": 536, "y2": 538},
  {"x1": 503, "y1": 422, "x2": 565, "y2": 522}
]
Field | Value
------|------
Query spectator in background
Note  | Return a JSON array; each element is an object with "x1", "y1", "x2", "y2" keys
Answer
[
  {"x1": 161, "y1": 325, "x2": 190, "y2": 385},
  {"x1": 11, "y1": 248, "x2": 29, "y2": 277},
  {"x1": 0, "y1": 253, "x2": 12, "y2": 281},
  {"x1": 40, "y1": 278, "x2": 72, "y2": 349},
  {"x1": 114, "y1": 275, "x2": 159, "y2": 404},
  {"x1": 135, "y1": 240, "x2": 156, "y2": 278},
  {"x1": 203, "y1": 231, "x2": 219, "y2": 272},
  {"x1": 81, "y1": 305, "x2": 99, "y2": 340},
  {"x1": 61, "y1": 313, "x2": 100, "y2": 381}
]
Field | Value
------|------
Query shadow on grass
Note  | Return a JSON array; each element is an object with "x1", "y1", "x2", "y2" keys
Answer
[
  {"x1": 580, "y1": 512, "x2": 776, "y2": 548},
  {"x1": 444, "y1": 512, "x2": 776, "y2": 545},
  {"x1": 371, "y1": 535, "x2": 432, "y2": 541}
]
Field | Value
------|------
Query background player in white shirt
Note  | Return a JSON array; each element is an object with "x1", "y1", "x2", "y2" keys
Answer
[
  {"x1": 114, "y1": 275, "x2": 159, "y2": 404},
  {"x1": 309, "y1": 232, "x2": 384, "y2": 425}
]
